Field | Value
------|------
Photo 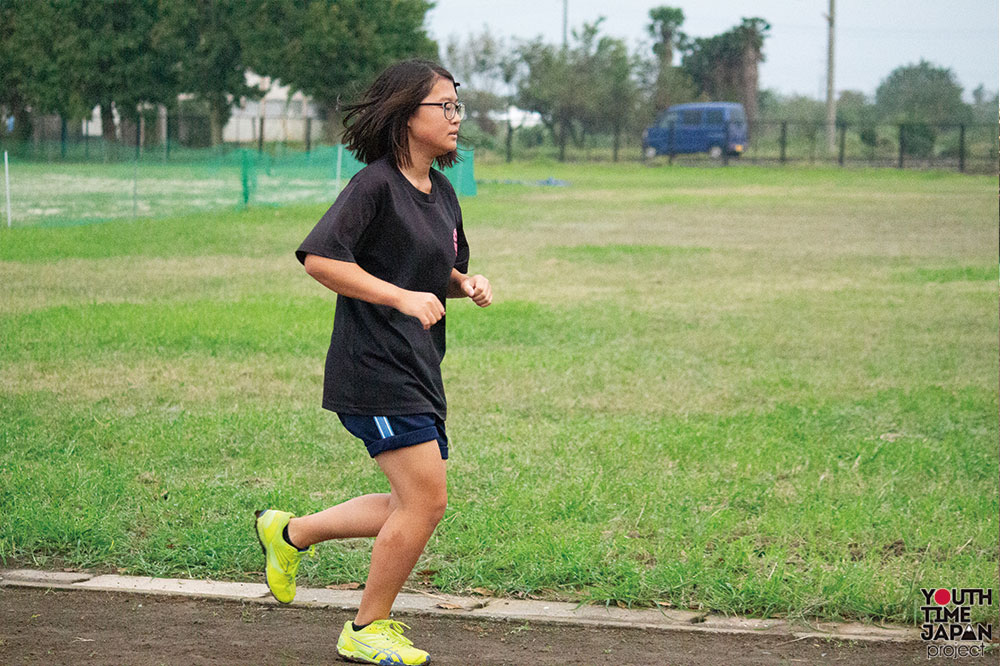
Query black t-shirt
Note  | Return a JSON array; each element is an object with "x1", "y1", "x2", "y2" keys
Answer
[{"x1": 295, "y1": 156, "x2": 470, "y2": 420}]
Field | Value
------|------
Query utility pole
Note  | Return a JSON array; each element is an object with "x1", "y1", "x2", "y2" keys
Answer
[
  {"x1": 825, "y1": 0, "x2": 836, "y2": 154},
  {"x1": 562, "y1": 0, "x2": 568, "y2": 49}
]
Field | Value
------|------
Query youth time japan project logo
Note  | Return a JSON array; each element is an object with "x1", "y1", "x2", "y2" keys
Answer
[{"x1": 920, "y1": 588, "x2": 994, "y2": 659}]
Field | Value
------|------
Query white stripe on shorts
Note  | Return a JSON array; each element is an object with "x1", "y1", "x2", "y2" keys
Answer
[{"x1": 373, "y1": 416, "x2": 395, "y2": 439}]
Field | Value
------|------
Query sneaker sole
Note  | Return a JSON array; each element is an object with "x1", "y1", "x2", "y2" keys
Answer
[{"x1": 336, "y1": 650, "x2": 430, "y2": 666}]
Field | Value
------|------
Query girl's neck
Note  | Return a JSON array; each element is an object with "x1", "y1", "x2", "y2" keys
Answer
[{"x1": 398, "y1": 145, "x2": 435, "y2": 192}]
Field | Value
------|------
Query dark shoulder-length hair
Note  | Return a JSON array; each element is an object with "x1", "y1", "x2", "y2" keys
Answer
[{"x1": 342, "y1": 59, "x2": 461, "y2": 169}]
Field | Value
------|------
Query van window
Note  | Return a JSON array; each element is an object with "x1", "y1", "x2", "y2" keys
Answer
[
  {"x1": 681, "y1": 110, "x2": 701, "y2": 125},
  {"x1": 730, "y1": 107, "x2": 746, "y2": 124},
  {"x1": 659, "y1": 112, "x2": 678, "y2": 128},
  {"x1": 705, "y1": 110, "x2": 724, "y2": 125}
]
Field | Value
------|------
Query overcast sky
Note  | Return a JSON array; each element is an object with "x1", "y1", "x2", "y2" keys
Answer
[{"x1": 426, "y1": 0, "x2": 998, "y2": 100}]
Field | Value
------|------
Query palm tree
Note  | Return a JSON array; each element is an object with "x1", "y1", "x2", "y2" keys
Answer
[
  {"x1": 647, "y1": 7, "x2": 686, "y2": 110},
  {"x1": 731, "y1": 18, "x2": 770, "y2": 135}
]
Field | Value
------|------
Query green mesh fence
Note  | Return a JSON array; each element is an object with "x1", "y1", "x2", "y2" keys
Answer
[{"x1": 0, "y1": 144, "x2": 476, "y2": 228}]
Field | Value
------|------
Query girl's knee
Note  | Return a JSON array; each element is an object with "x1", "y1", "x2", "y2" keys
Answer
[
  {"x1": 426, "y1": 490, "x2": 447, "y2": 524},
  {"x1": 396, "y1": 484, "x2": 446, "y2": 526},
  {"x1": 415, "y1": 484, "x2": 447, "y2": 524}
]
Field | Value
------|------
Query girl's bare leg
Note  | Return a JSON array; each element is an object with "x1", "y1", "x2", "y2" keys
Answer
[
  {"x1": 354, "y1": 441, "x2": 447, "y2": 625},
  {"x1": 286, "y1": 493, "x2": 398, "y2": 546}
]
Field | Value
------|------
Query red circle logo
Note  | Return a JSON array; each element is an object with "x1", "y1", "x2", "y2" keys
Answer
[{"x1": 934, "y1": 589, "x2": 951, "y2": 605}]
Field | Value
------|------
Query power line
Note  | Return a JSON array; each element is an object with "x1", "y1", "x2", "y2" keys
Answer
[{"x1": 772, "y1": 22, "x2": 995, "y2": 37}]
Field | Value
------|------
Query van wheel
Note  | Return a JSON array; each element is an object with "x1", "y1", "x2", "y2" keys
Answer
[
  {"x1": 644, "y1": 146, "x2": 657, "y2": 160},
  {"x1": 708, "y1": 145, "x2": 723, "y2": 159}
]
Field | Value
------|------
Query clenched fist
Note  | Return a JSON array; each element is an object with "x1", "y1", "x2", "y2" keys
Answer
[
  {"x1": 396, "y1": 290, "x2": 446, "y2": 330},
  {"x1": 460, "y1": 274, "x2": 492, "y2": 307}
]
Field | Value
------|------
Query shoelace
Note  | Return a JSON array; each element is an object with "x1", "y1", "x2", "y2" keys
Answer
[
  {"x1": 280, "y1": 544, "x2": 315, "y2": 576},
  {"x1": 372, "y1": 619, "x2": 415, "y2": 647}
]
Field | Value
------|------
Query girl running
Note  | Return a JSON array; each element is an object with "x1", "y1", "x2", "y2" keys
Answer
[{"x1": 254, "y1": 59, "x2": 491, "y2": 665}]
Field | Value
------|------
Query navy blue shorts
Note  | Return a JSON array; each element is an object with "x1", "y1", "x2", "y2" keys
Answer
[{"x1": 337, "y1": 413, "x2": 449, "y2": 460}]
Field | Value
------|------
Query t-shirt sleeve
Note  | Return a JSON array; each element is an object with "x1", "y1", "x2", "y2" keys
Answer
[
  {"x1": 454, "y1": 207, "x2": 470, "y2": 274},
  {"x1": 436, "y1": 171, "x2": 470, "y2": 274},
  {"x1": 295, "y1": 178, "x2": 377, "y2": 265}
]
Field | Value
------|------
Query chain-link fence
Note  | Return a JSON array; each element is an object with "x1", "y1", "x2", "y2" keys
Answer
[
  {"x1": 9, "y1": 109, "x2": 997, "y2": 173},
  {"x1": 466, "y1": 120, "x2": 997, "y2": 173},
  {"x1": 738, "y1": 121, "x2": 997, "y2": 172},
  {"x1": 1, "y1": 105, "x2": 325, "y2": 159}
]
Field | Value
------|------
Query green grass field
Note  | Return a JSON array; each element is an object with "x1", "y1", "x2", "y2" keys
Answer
[{"x1": 1, "y1": 162, "x2": 996, "y2": 625}]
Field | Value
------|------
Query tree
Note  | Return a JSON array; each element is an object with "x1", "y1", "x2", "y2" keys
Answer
[
  {"x1": 245, "y1": 0, "x2": 438, "y2": 142},
  {"x1": 836, "y1": 90, "x2": 878, "y2": 147},
  {"x1": 603, "y1": 40, "x2": 640, "y2": 161},
  {"x1": 970, "y1": 84, "x2": 999, "y2": 125},
  {"x1": 646, "y1": 6, "x2": 693, "y2": 111},
  {"x1": 3, "y1": 0, "x2": 264, "y2": 148},
  {"x1": 0, "y1": 0, "x2": 92, "y2": 139},
  {"x1": 648, "y1": 6, "x2": 685, "y2": 71},
  {"x1": 573, "y1": 24, "x2": 638, "y2": 161},
  {"x1": 875, "y1": 60, "x2": 970, "y2": 158},
  {"x1": 681, "y1": 17, "x2": 770, "y2": 130},
  {"x1": 0, "y1": 1, "x2": 17, "y2": 136},
  {"x1": 158, "y1": 0, "x2": 257, "y2": 146},
  {"x1": 443, "y1": 28, "x2": 510, "y2": 137},
  {"x1": 835, "y1": 90, "x2": 868, "y2": 123},
  {"x1": 1, "y1": 0, "x2": 178, "y2": 144},
  {"x1": 514, "y1": 37, "x2": 575, "y2": 159},
  {"x1": 875, "y1": 60, "x2": 970, "y2": 125},
  {"x1": 514, "y1": 20, "x2": 639, "y2": 161},
  {"x1": 730, "y1": 18, "x2": 769, "y2": 131},
  {"x1": 67, "y1": 0, "x2": 180, "y2": 143},
  {"x1": 682, "y1": 33, "x2": 739, "y2": 100},
  {"x1": 758, "y1": 91, "x2": 825, "y2": 123},
  {"x1": 444, "y1": 32, "x2": 523, "y2": 160},
  {"x1": 0, "y1": 1, "x2": 40, "y2": 140},
  {"x1": 756, "y1": 90, "x2": 826, "y2": 149}
]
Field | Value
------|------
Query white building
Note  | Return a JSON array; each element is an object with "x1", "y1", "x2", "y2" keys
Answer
[{"x1": 223, "y1": 72, "x2": 323, "y2": 144}]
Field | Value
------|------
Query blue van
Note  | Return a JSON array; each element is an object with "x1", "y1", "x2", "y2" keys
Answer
[{"x1": 642, "y1": 102, "x2": 747, "y2": 158}]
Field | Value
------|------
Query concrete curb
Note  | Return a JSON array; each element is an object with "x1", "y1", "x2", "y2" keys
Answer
[{"x1": 0, "y1": 568, "x2": 920, "y2": 644}]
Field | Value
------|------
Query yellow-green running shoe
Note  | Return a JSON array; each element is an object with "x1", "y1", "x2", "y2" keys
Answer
[
  {"x1": 253, "y1": 509, "x2": 314, "y2": 604},
  {"x1": 336, "y1": 619, "x2": 431, "y2": 665}
]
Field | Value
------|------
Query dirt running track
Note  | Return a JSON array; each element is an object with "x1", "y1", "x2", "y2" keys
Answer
[{"x1": 1, "y1": 586, "x2": 933, "y2": 665}]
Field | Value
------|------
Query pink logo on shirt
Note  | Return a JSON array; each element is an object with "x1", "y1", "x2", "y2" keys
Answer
[{"x1": 453, "y1": 229, "x2": 458, "y2": 256}]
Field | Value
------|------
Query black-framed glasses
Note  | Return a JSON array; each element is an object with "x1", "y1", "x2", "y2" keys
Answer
[{"x1": 417, "y1": 101, "x2": 466, "y2": 121}]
